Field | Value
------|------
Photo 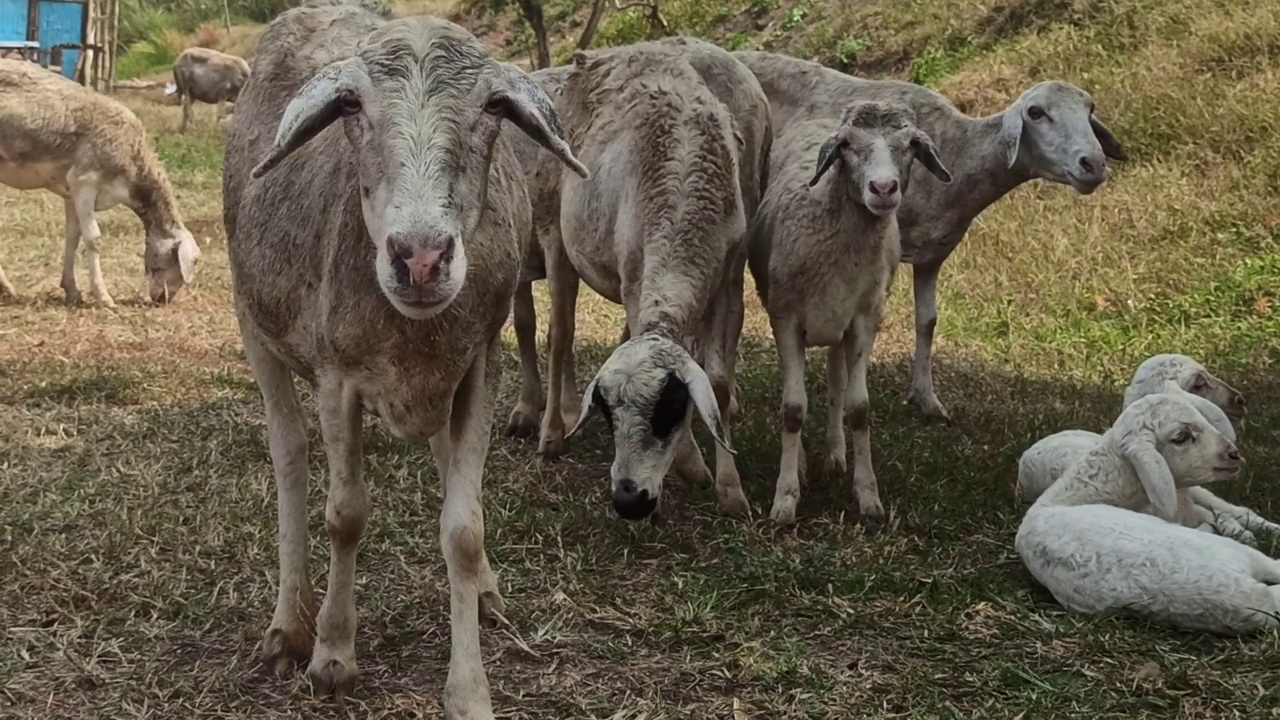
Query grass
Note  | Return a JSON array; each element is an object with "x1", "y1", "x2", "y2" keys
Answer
[{"x1": 5, "y1": 0, "x2": 1280, "y2": 715}]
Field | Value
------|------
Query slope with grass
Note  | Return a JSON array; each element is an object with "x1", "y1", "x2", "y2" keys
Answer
[{"x1": 2, "y1": 0, "x2": 1280, "y2": 718}]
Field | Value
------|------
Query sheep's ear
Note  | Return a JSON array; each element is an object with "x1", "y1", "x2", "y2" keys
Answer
[
  {"x1": 809, "y1": 134, "x2": 845, "y2": 187},
  {"x1": 910, "y1": 130, "x2": 953, "y2": 183},
  {"x1": 1184, "y1": 393, "x2": 1237, "y2": 443},
  {"x1": 565, "y1": 376, "x2": 599, "y2": 440},
  {"x1": 1121, "y1": 434, "x2": 1178, "y2": 520},
  {"x1": 251, "y1": 57, "x2": 368, "y2": 179},
  {"x1": 675, "y1": 354, "x2": 734, "y2": 454},
  {"x1": 491, "y1": 64, "x2": 590, "y2": 179},
  {"x1": 1090, "y1": 115, "x2": 1128, "y2": 162},
  {"x1": 1000, "y1": 100, "x2": 1025, "y2": 169},
  {"x1": 177, "y1": 235, "x2": 200, "y2": 284}
]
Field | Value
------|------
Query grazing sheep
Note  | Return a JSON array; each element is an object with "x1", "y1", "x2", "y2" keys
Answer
[
  {"x1": 504, "y1": 35, "x2": 772, "y2": 443},
  {"x1": 545, "y1": 46, "x2": 754, "y2": 520},
  {"x1": 749, "y1": 100, "x2": 952, "y2": 525},
  {"x1": 1016, "y1": 393, "x2": 1280, "y2": 636},
  {"x1": 173, "y1": 46, "x2": 251, "y2": 133},
  {"x1": 0, "y1": 58, "x2": 200, "y2": 306},
  {"x1": 222, "y1": 2, "x2": 586, "y2": 710},
  {"x1": 734, "y1": 51, "x2": 1127, "y2": 422},
  {"x1": 1016, "y1": 354, "x2": 1277, "y2": 542}
]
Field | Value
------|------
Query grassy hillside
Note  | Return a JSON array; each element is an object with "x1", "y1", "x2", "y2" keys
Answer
[{"x1": 3, "y1": 0, "x2": 1280, "y2": 717}]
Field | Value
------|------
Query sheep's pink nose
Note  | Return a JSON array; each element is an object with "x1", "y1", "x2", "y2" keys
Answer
[
  {"x1": 387, "y1": 234, "x2": 454, "y2": 287},
  {"x1": 869, "y1": 179, "x2": 899, "y2": 197}
]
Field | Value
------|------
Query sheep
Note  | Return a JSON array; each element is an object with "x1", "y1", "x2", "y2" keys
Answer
[
  {"x1": 173, "y1": 46, "x2": 251, "y2": 133},
  {"x1": 748, "y1": 100, "x2": 953, "y2": 525},
  {"x1": 0, "y1": 58, "x2": 201, "y2": 307},
  {"x1": 221, "y1": 2, "x2": 586, "y2": 710},
  {"x1": 542, "y1": 45, "x2": 757, "y2": 520},
  {"x1": 1016, "y1": 393, "x2": 1280, "y2": 636},
  {"x1": 734, "y1": 51, "x2": 1127, "y2": 423},
  {"x1": 503, "y1": 35, "x2": 772, "y2": 442},
  {"x1": 1016, "y1": 354, "x2": 1278, "y2": 542}
]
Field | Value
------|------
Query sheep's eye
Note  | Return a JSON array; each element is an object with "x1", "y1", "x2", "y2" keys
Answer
[
  {"x1": 1191, "y1": 376, "x2": 1208, "y2": 390},
  {"x1": 1027, "y1": 105, "x2": 1046, "y2": 120},
  {"x1": 338, "y1": 93, "x2": 362, "y2": 116},
  {"x1": 1171, "y1": 429, "x2": 1194, "y2": 445},
  {"x1": 483, "y1": 96, "x2": 507, "y2": 116}
]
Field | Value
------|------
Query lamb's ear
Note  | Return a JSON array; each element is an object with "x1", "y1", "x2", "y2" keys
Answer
[
  {"x1": 251, "y1": 57, "x2": 368, "y2": 179},
  {"x1": 675, "y1": 354, "x2": 734, "y2": 454},
  {"x1": 1184, "y1": 393, "x2": 1237, "y2": 443},
  {"x1": 1090, "y1": 114, "x2": 1128, "y2": 162},
  {"x1": 1000, "y1": 98, "x2": 1025, "y2": 169},
  {"x1": 1120, "y1": 433, "x2": 1178, "y2": 520},
  {"x1": 909, "y1": 130, "x2": 953, "y2": 183},
  {"x1": 177, "y1": 235, "x2": 201, "y2": 284},
  {"x1": 490, "y1": 64, "x2": 590, "y2": 179},
  {"x1": 565, "y1": 376, "x2": 599, "y2": 440},
  {"x1": 809, "y1": 133, "x2": 845, "y2": 187}
]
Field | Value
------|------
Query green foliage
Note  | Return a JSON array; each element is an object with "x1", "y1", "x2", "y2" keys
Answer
[
  {"x1": 834, "y1": 34, "x2": 870, "y2": 67},
  {"x1": 908, "y1": 41, "x2": 977, "y2": 86}
]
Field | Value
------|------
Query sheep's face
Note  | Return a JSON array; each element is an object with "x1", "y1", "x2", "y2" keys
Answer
[
  {"x1": 1001, "y1": 80, "x2": 1128, "y2": 194},
  {"x1": 1179, "y1": 366, "x2": 1247, "y2": 422},
  {"x1": 809, "y1": 101, "x2": 952, "y2": 216},
  {"x1": 567, "y1": 334, "x2": 731, "y2": 521},
  {"x1": 1142, "y1": 396, "x2": 1244, "y2": 486},
  {"x1": 249, "y1": 17, "x2": 587, "y2": 320},
  {"x1": 144, "y1": 226, "x2": 200, "y2": 303}
]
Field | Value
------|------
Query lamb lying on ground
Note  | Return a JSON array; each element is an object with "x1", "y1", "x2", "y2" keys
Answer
[
  {"x1": 1016, "y1": 354, "x2": 1277, "y2": 543},
  {"x1": 1017, "y1": 393, "x2": 1280, "y2": 636}
]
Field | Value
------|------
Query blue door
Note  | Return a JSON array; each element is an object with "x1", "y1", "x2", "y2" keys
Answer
[
  {"x1": 0, "y1": 0, "x2": 29, "y2": 42},
  {"x1": 37, "y1": 0, "x2": 83, "y2": 78}
]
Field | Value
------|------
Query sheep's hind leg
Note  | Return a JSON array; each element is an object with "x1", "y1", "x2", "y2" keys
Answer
[
  {"x1": 504, "y1": 279, "x2": 544, "y2": 439},
  {"x1": 538, "y1": 245, "x2": 578, "y2": 459},
  {"x1": 59, "y1": 198, "x2": 82, "y2": 304},
  {"x1": 306, "y1": 378, "x2": 367, "y2": 698},
  {"x1": 243, "y1": 331, "x2": 317, "y2": 675},
  {"x1": 770, "y1": 318, "x2": 806, "y2": 524},
  {"x1": 70, "y1": 183, "x2": 114, "y2": 307},
  {"x1": 907, "y1": 261, "x2": 948, "y2": 422},
  {"x1": 823, "y1": 341, "x2": 848, "y2": 478}
]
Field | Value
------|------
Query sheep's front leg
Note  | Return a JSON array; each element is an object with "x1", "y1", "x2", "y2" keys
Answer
[
  {"x1": 440, "y1": 344, "x2": 500, "y2": 719},
  {"x1": 702, "y1": 300, "x2": 749, "y2": 518},
  {"x1": 1187, "y1": 486, "x2": 1280, "y2": 537},
  {"x1": 846, "y1": 315, "x2": 885, "y2": 526},
  {"x1": 70, "y1": 183, "x2": 113, "y2": 307},
  {"x1": 770, "y1": 317, "x2": 806, "y2": 525},
  {"x1": 823, "y1": 341, "x2": 848, "y2": 478},
  {"x1": 504, "y1": 279, "x2": 545, "y2": 439},
  {"x1": 306, "y1": 380, "x2": 367, "y2": 697},
  {"x1": 538, "y1": 245, "x2": 578, "y2": 458},
  {"x1": 243, "y1": 330, "x2": 318, "y2": 675},
  {"x1": 59, "y1": 198, "x2": 82, "y2": 304},
  {"x1": 908, "y1": 260, "x2": 947, "y2": 422}
]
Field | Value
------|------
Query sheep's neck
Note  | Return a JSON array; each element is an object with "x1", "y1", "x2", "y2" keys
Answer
[
  {"x1": 1039, "y1": 446, "x2": 1152, "y2": 511},
  {"x1": 128, "y1": 157, "x2": 185, "y2": 237},
  {"x1": 923, "y1": 113, "x2": 1031, "y2": 228}
]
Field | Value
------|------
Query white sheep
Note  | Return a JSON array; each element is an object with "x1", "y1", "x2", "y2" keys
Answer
[
  {"x1": 173, "y1": 46, "x2": 251, "y2": 133},
  {"x1": 543, "y1": 45, "x2": 764, "y2": 520},
  {"x1": 735, "y1": 51, "x2": 1127, "y2": 423},
  {"x1": 1017, "y1": 354, "x2": 1277, "y2": 542},
  {"x1": 748, "y1": 100, "x2": 952, "y2": 525},
  {"x1": 1016, "y1": 393, "x2": 1280, "y2": 636},
  {"x1": 222, "y1": 2, "x2": 586, "y2": 712},
  {"x1": 0, "y1": 58, "x2": 200, "y2": 306}
]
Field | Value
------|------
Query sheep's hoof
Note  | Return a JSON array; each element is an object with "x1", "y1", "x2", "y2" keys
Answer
[
  {"x1": 306, "y1": 649, "x2": 360, "y2": 700},
  {"x1": 823, "y1": 453, "x2": 847, "y2": 478},
  {"x1": 62, "y1": 289, "x2": 82, "y2": 305},
  {"x1": 769, "y1": 497, "x2": 798, "y2": 525},
  {"x1": 537, "y1": 435, "x2": 566, "y2": 459},
  {"x1": 907, "y1": 390, "x2": 951, "y2": 423},
  {"x1": 857, "y1": 501, "x2": 887, "y2": 531},
  {"x1": 262, "y1": 624, "x2": 315, "y2": 677},
  {"x1": 716, "y1": 488, "x2": 751, "y2": 518},
  {"x1": 479, "y1": 590, "x2": 506, "y2": 630},
  {"x1": 503, "y1": 407, "x2": 540, "y2": 439}
]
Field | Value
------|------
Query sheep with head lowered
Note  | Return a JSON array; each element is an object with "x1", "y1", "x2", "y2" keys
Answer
[
  {"x1": 1017, "y1": 353, "x2": 1275, "y2": 544},
  {"x1": 749, "y1": 99, "x2": 952, "y2": 525},
  {"x1": 1017, "y1": 393, "x2": 1280, "y2": 636},
  {"x1": 543, "y1": 45, "x2": 759, "y2": 520},
  {"x1": 173, "y1": 46, "x2": 251, "y2": 133},
  {"x1": 0, "y1": 58, "x2": 200, "y2": 306},
  {"x1": 222, "y1": 1, "x2": 586, "y2": 711},
  {"x1": 734, "y1": 51, "x2": 1127, "y2": 423}
]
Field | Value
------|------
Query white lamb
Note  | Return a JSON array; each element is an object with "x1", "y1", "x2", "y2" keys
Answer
[
  {"x1": 1016, "y1": 393, "x2": 1280, "y2": 636},
  {"x1": 1016, "y1": 353, "x2": 1277, "y2": 542}
]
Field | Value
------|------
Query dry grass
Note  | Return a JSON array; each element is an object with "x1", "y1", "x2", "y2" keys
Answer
[{"x1": 4, "y1": 0, "x2": 1280, "y2": 715}]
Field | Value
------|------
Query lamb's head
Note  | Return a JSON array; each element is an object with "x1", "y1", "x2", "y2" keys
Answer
[
  {"x1": 1109, "y1": 393, "x2": 1244, "y2": 520},
  {"x1": 1123, "y1": 353, "x2": 1247, "y2": 422},
  {"x1": 250, "y1": 16, "x2": 587, "y2": 320},
  {"x1": 1001, "y1": 80, "x2": 1127, "y2": 194},
  {"x1": 566, "y1": 334, "x2": 731, "y2": 521},
  {"x1": 143, "y1": 224, "x2": 200, "y2": 304},
  {"x1": 809, "y1": 100, "x2": 953, "y2": 217}
]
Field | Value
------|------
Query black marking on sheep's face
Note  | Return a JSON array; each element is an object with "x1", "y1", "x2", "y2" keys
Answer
[
  {"x1": 649, "y1": 373, "x2": 689, "y2": 442},
  {"x1": 592, "y1": 384, "x2": 614, "y2": 434}
]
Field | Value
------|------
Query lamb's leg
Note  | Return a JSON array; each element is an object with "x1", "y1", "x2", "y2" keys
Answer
[
  {"x1": 726, "y1": 250, "x2": 747, "y2": 418},
  {"x1": 846, "y1": 314, "x2": 885, "y2": 526},
  {"x1": 59, "y1": 198, "x2": 82, "y2": 304},
  {"x1": 907, "y1": 260, "x2": 948, "y2": 422},
  {"x1": 823, "y1": 341, "x2": 848, "y2": 478},
  {"x1": 439, "y1": 344, "x2": 500, "y2": 719},
  {"x1": 1187, "y1": 486, "x2": 1280, "y2": 536},
  {"x1": 504, "y1": 279, "x2": 544, "y2": 439},
  {"x1": 0, "y1": 259, "x2": 16, "y2": 297},
  {"x1": 538, "y1": 245, "x2": 578, "y2": 458},
  {"x1": 244, "y1": 330, "x2": 317, "y2": 675},
  {"x1": 559, "y1": 284, "x2": 581, "y2": 430},
  {"x1": 1172, "y1": 490, "x2": 1256, "y2": 546},
  {"x1": 770, "y1": 317, "x2": 806, "y2": 525},
  {"x1": 180, "y1": 92, "x2": 193, "y2": 133},
  {"x1": 71, "y1": 183, "x2": 113, "y2": 307},
  {"x1": 306, "y1": 379, "x2": 367, "y2": 697},
  {"x1": 704, "y1": 292, "x2": 749, "y2": 518}
]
